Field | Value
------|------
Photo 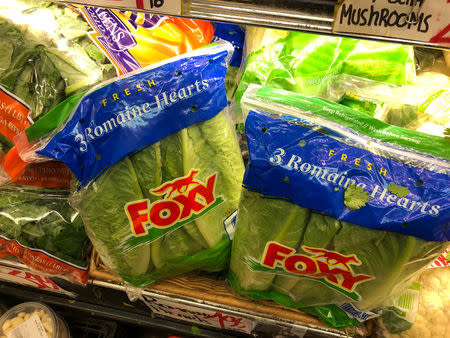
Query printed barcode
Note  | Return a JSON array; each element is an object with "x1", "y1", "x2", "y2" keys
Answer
[{"x1": 396, "y1": 292, "x2": 415, "y2": 310}]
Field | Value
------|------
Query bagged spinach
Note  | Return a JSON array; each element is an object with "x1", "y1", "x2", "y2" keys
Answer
[
  {"x1": 0, "y1": 162, "x2": 90, "y2": 284},
  {"x1": 229, "y1": 84, "x2": 449, "y2": 328},
  {"x1": 24, "y1": 42, "x2": 244, "y2": 287},
  {"x1": 0, "y1": 0, "x2": 115, "y2": 183}
]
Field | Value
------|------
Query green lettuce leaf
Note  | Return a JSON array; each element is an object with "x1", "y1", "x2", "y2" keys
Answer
[
  {"x1": 182, "y1": 113, "x2": 245, "y2": 248},
  {"x1": 230, "y1": 190, "x2": 310, "y2": 291},
  {"x1": 81, "y1": 158, "x2": 151, "y2": 282},
  {"x1": 273, "y1": 213, "x2": 342, "y2": 304}
]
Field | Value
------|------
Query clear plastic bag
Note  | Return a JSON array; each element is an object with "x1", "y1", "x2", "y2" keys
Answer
[
  {"x1": 22, "y1": 43, "x2": 244, "y2": 288},
  {"x1": 0, "y1": 182, "x2": 90, "y2": 284},
  {"x1": 326, "y1": 73, "x2": 450, "y2": 136},
  {"x1": 229, "y1": 84, "x2": 449, "y2": 328},
  {"x1": 235, "y1": 30, "x2": 415, "y2": 105},
  {"x1": 0, "y1": 0, "x2": 116, "y2": 184}
]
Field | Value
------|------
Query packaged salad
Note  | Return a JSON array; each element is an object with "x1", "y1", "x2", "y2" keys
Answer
[{"x1": 229, "y1": 84, "x2": 449, "y2": 328}]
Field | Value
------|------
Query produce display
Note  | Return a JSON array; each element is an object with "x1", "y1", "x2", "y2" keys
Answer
[
  {"x1": 0, "y1": 2, "x2": 448, "y2": 336},
  {"x1": 22, "y1": 42, "x2": 243, "y2": 287},
  {"x1": 229, "y1": 84, "x2": 449, "y2": 328}
]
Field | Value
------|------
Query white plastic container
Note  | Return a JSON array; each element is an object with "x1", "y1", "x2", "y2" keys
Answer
[{"x1": 0, "y1": 302, "x2": 70, "y2": 338}]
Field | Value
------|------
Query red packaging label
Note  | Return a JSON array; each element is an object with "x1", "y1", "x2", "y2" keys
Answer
[
  {"x1": 0, "y1": 237, "x2": 89, "y2": 284},
  {"x1": 12, "y1": 161, "x2": 73, "y2": 188},
  {"x1": 0, "y1": 86, "x2": 31, "y2": 142},
  {"x1": 429, "y1": 248, "x2": 449, "y2": 268}
]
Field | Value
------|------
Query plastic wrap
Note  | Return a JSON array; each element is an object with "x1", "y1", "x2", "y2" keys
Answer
[
  {"x1": 377, "y1": 248, "x2": 449, "y2": 335},
  {"x1": 13, "y1": 5, "x2": 214, "y2": 166},
  {"x1": 212, "y1": 22, "x2": 245, "y2": 98},
  {"x1": 1, "y1": 0, "x2": 215, "y2": 184},
  {"x1": 76, "y1": 6, "x2": 214, "y2": 75},
  {"x1": 0, "y1": 0, "x2": 116, "y2": 184},
  {"x1": 235, "y1": 30, "x2": 416, "y2": 104},
  {"x1": 229, "y1": 84, "x2": 449, "y2": 328},
  {"x1": 0, "y1": 181, "x2": 90, "y2": 284},
  {"x1": 22, "y1": 43, "x2": 244, "y2": 287},
  {"x1": 377, "y1": 263, "x2": 450, "y2": 337},
  {"x1": 326, "y1": 73, "x2": 449, "y2": 136}
]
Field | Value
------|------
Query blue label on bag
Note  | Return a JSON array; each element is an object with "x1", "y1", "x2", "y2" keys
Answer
[
  {"x1": 244, "y1": 109, "x2": 450, "y2": 242},
  {"x1": 38, "y1": 45, "x2": 231, "y2": 185},
  {"x1": 212, "y1": 23, "x2": 244, "y2": 67}
]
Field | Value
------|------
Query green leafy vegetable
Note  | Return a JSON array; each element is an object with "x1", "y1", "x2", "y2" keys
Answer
[
  {"x1": 0, "y1": 0, "x2": 114, "y2": 122},
  {"x1": 236, "y1": 31, "x2": 415, "y2": 104},
  {"x1": 0, "y1": 185, "x2": 90, "y2": 267},
  {"x1": 78, "y1": 112, "x2": 244, "y2": 287},
  {"x1": 230, "y1": 190, "x2": 310, "y2": 291},
  {"x1": 388, "y1": 182, "x2": 410, "y2": 198},
  {"x1": 344, "y1": 184, "x2": 370, "y2": 210}
]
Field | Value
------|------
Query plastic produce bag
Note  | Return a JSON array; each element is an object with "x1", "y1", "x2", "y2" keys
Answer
[
  {"x1": 0, "y1": 0, "x2": 215, "y2": 184},
  {"x1": 12, "y1": 5, "x2": 215, "y2": 167},
  {"x1": 377, "y1": 250, "x2": 449, "y2": 337},
  {"x1": 229, "y1": 84, "x2": 449, "y2": 328},
  {"x1": 326, "y1": 73, "x2": 449, "y2": 136},
  {"x1": 0, "y1": 0, "x2": 115, "y2": 183},
  {"x1": 22, "y1": 42, "x2": 244, "y2": 287},
  {"x1": 76, "y1": 6, "x2": 214, "y2": 75},
  {"x1": 212, "y1": 22, "x2": 245, "y2": 97},
  {"x1": 235, "y1": 30, "x2": 415, "y2": 103},
  {"x1": 0, "y1": 162, "x2": 90, "y2": 284}
]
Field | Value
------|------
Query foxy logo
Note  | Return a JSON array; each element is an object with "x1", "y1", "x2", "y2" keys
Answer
[
  {"x1": 259, "y1": 242, "x2": 374, "y2": 296},
  {"x1": 152, "y1": 170, "x2": 200, "y2": 198},
  {"x1": 125, "y1": 170, "x2": 218, "y2": 236}
]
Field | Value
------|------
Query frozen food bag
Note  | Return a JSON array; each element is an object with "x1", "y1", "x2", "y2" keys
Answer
[
  {"x1": 22, "y1": 42, "x2": 244, "y2": 287},
  {"x1": 229, "y1": 84, "x2": 449, "y2": 328}
]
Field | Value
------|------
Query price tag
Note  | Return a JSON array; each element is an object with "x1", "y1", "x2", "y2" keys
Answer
[
  {"x1": 58, "y1": 0, "x2": 182, "y2": 15},
  {"x1": 142, "y1": 295, "x2": 256, "y2": 334},
  {"x1": 7, "y1": 315, "x2": 48, "y2": 338},
  {"x1": 333, "y1": 0, "x2": 450, "y2": 46}
]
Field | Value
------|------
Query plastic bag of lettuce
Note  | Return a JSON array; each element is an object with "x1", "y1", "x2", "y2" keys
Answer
[
  {"x1": 235, "y1": 29, "x2": 415, "y2": 104},
  {"x1": 229, "y1": 84, "x2": 449, "y2": 328},
  {"x1": 19, "y1": 42, "x2": 244, "y2": 287},
  {"x1": 325, "y1": 72, "x2": 450, "y2": 136},
  {"x1": 0, "y1": 0, "x2": 115, "y2": 183}
]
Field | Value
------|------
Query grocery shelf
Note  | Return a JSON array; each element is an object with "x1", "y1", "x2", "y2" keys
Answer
[
  {"x1": 0, "y1": 257, "x2": 373, "y2": 337},
  {"x1": 58, "y1": 0, "x2": 450, "y2": 49}
]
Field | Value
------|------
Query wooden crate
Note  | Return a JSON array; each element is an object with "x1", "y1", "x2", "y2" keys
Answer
[{"x1": 89, "y1": 250, "x2": 374, "y2": 336}]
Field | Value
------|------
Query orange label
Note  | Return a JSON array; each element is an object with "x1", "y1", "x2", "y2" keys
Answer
[
  {"x1": 0, "y1": 86, "x2": 31, "y2": 142},
  {"x1": 0, "y1": 237, "x2": 89, "y2": 284},
  {"x1": 12, "y1": 161, "x2": 73, "y2": 188}
]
